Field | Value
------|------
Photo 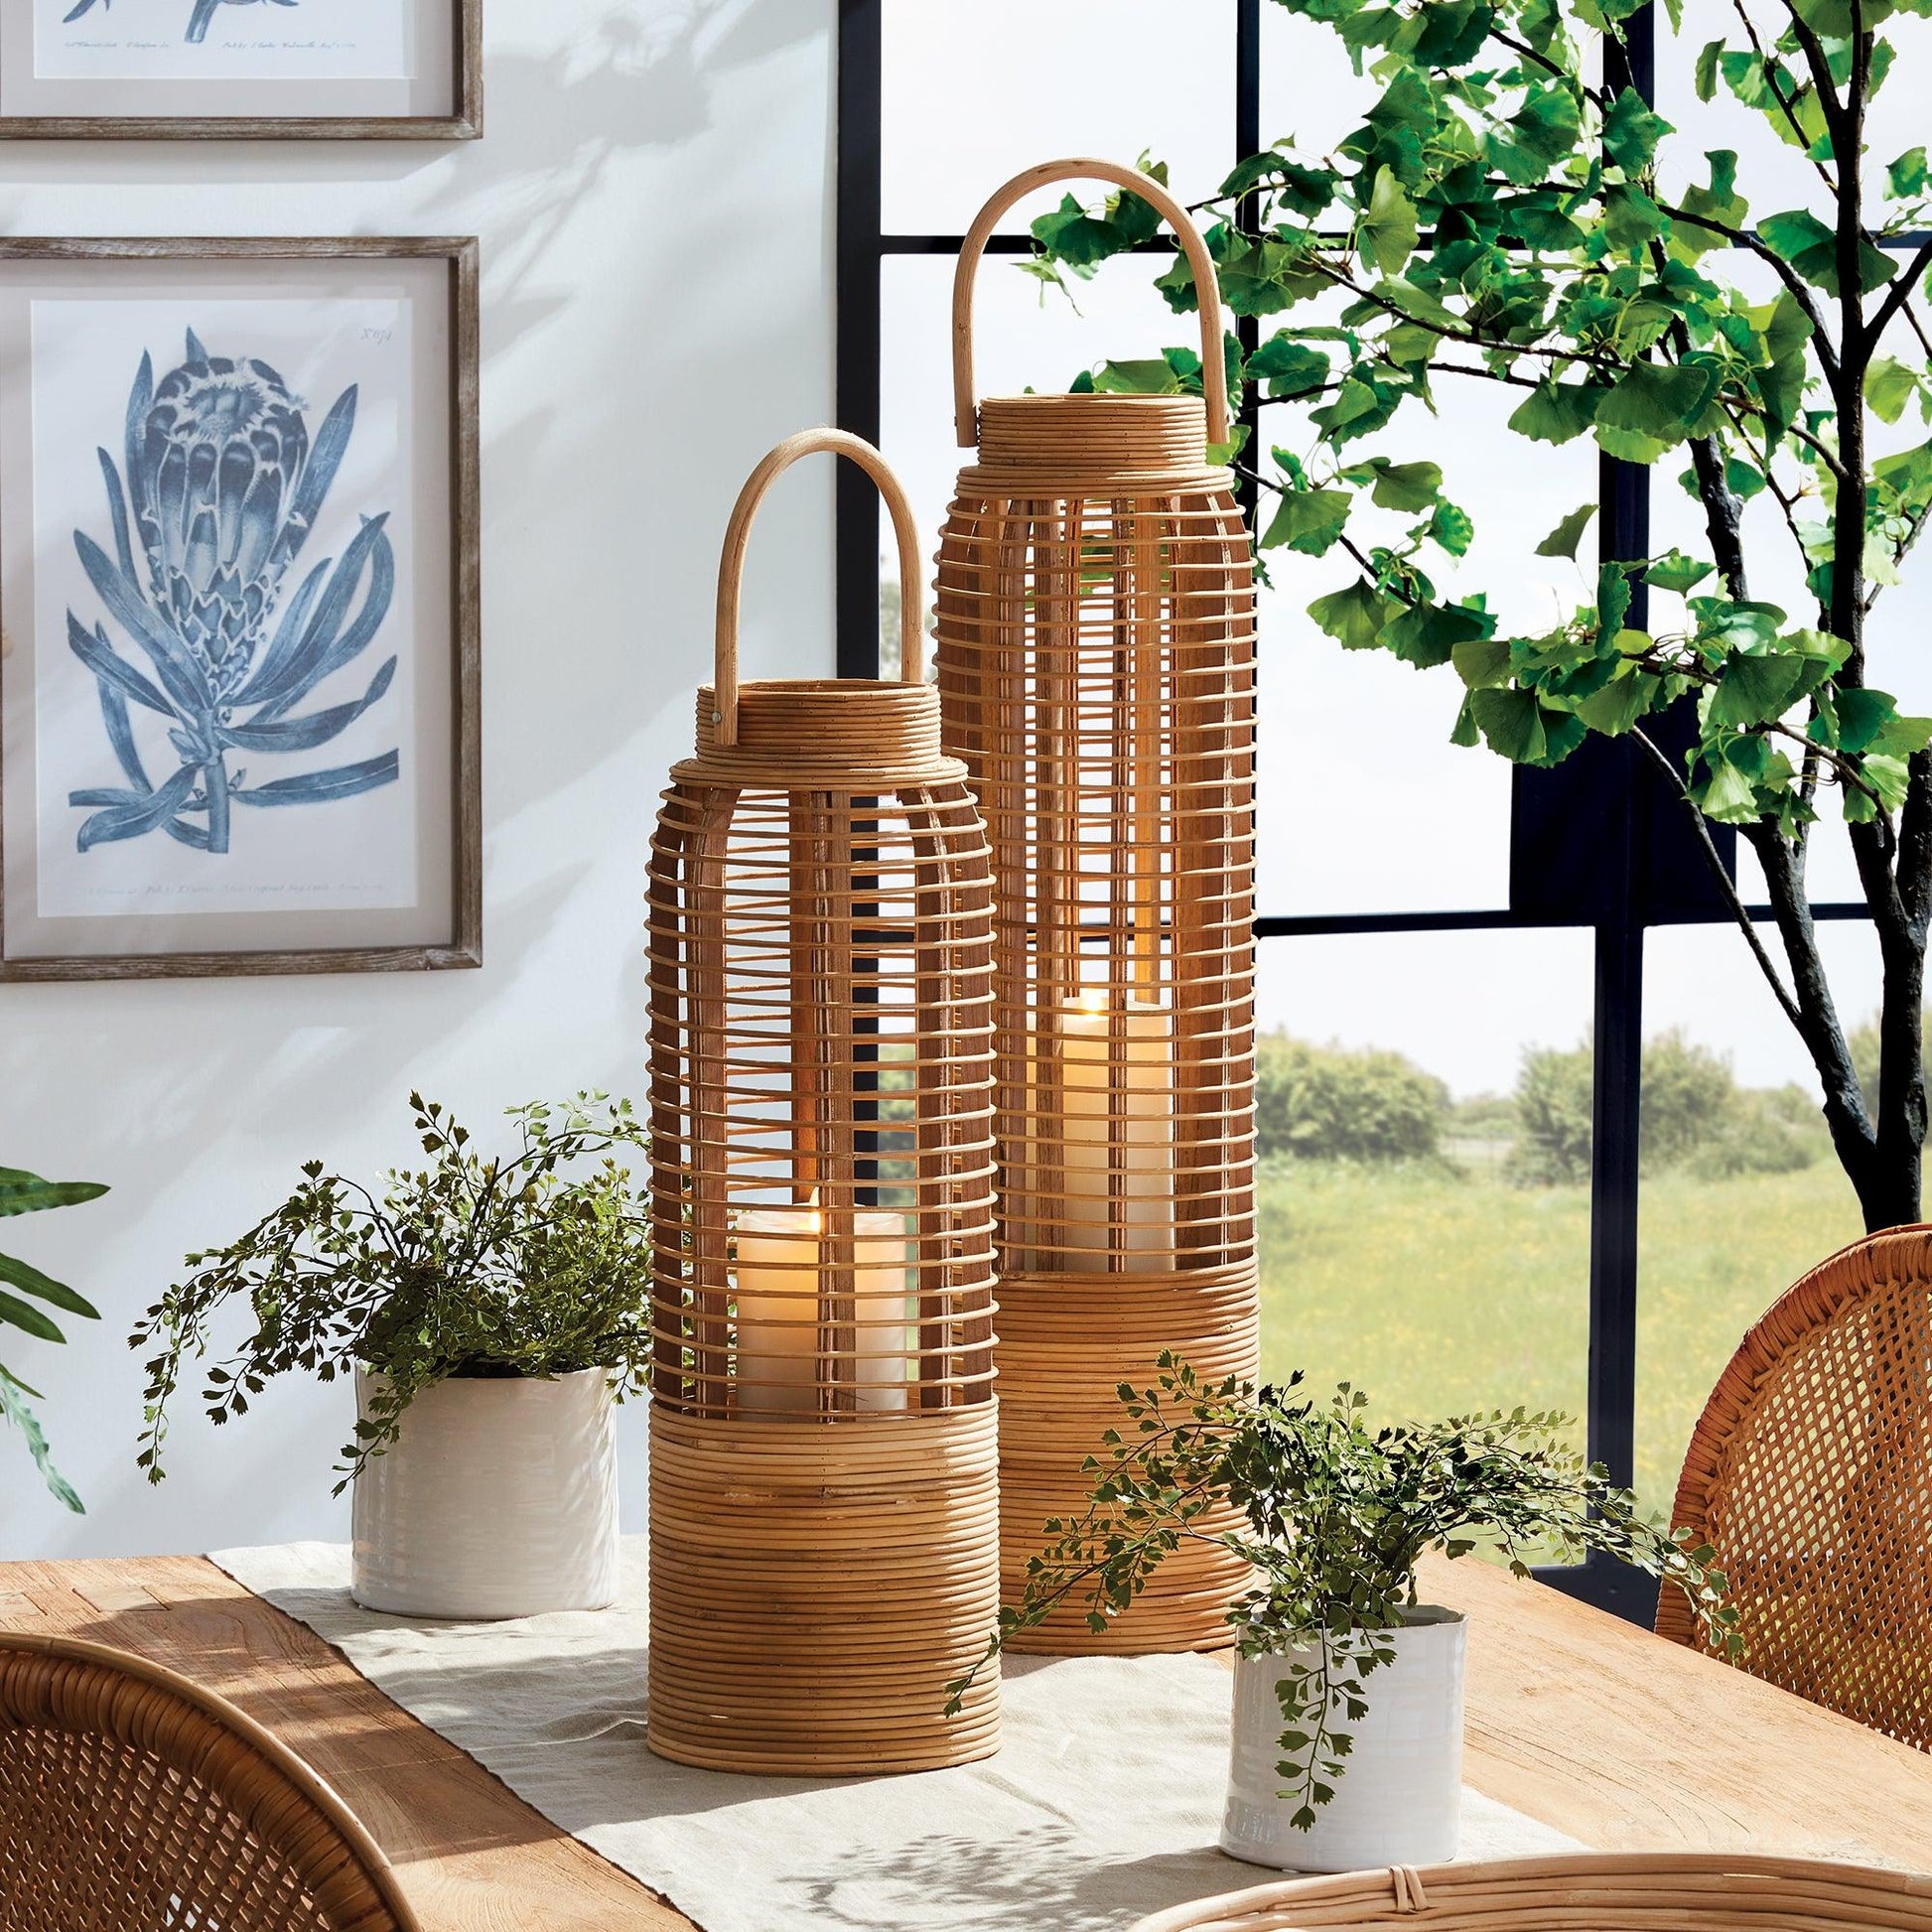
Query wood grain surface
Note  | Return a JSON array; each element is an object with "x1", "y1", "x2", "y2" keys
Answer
[
  {"x1": 0, "y1": 1554, "x2": 693, "y2": 1931},
  {"x1": 4, "y1": 1546, "x2": 1929, "y2": 1932},
  {"x1": 1423, "y1": 1552, "x2": 1932, "y2": 1869}
]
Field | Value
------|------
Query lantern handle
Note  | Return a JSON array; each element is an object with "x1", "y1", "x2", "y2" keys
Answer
[
  {"x1": 952, "y1": 157, "x2": 1229, "y2": 450},
  {"x1": 714, "y1": 428, "x2": 926, "y2": 750}
]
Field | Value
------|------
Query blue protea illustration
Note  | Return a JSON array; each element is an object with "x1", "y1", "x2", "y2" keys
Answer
[
  {"x1": 67, "y1": 330, "x2": 397, "y2": 857},
  {"x1": 62, "y1": 0, "x2": 301, "y2": 45}
]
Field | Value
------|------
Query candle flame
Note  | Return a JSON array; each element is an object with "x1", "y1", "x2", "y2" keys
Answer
[{"x1": 1078, "y1": 988, "x2": 1107, "y2": 1016}]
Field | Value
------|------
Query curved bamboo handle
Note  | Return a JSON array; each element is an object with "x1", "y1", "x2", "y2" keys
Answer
[
  {"x1": 714, "y1": 428, "x2": 926, "y2": 749},
  {"x1": 952, "y1": 157, "x2": 1230, "y2": 449}
]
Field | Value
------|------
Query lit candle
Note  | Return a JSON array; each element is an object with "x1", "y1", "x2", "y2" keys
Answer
[
  {"x1": 1041, "y1": 990, "x2": 1175, "y2": 1273},
  {"x1": 732, "y1": 1203, "x2": 911, "y2": 1416}
]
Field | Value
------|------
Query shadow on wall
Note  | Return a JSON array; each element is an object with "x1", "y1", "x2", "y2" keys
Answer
[
  {"x1": 0, "y1": 0, "x2": 838, "y2": 1559},
  {"x1": 408, "y1": 0, "x2": 841, "y2": 810},
  {"x1": 0, "y1": 0, "x2": 812, "y2": 191}
]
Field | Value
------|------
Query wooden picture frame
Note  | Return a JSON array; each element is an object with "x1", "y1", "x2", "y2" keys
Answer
[
  {"x1": 0, "y1": 236, "x2": 481, "y2": 982},
  {"x1": 0, "y1": 0, "x2": 482, "y2": 139}
]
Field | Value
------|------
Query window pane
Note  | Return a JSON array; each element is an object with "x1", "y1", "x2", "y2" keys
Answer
[
  {"x1": 879, "y1": 249, "x2": 1225, "y2": 665},
  {"x1": 1657, "y1": 0, "x2": 1932, "y2": 224},
  {"x1": 1256, "y1": 929, "x2": 1593, "y2": 1449},
  {"x1": 1260, "y1": 379, "x2": 1592, "y2": 916},
  {"x1": 1258, "y1": 589, "x2": 1514, "y2": 915},
  {"x1": 1634, "y1": 920, "x2": 1872, "y2": 1523},
  {"x1": 881, "y1": 1, "x2": 1234, "y2": 234},
  {"x1": 1259, "y1": 1, "x2": 1380, "y2": 165}
]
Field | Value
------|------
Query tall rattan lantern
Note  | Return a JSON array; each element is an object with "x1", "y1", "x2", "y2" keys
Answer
[
  {"x1": 936, "y1": 161, "x2": 1260, "y2": 1655},
  {"x1": 647, "y1": 430, "x2": 1001, "y2": 1774}
]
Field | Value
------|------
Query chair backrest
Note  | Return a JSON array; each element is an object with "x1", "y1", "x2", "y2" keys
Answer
[
  {"x1": 0, "y1": 1630, "x2": 421, "y2": 1932},
  {"x1": 1128, "y1": 1854, "x2": 1932, "y2": 1931},
  {"x1": 1655, "y1": 1224, "x2": 1932, "y2": 1749}
]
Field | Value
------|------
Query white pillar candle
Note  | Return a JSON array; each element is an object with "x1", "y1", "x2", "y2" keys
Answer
[
  {"x1": 1046, "y1": 991, "x2": 1176, "y2": 1273},
  {"x1": 733, "y1": 1204, "x2": 911, "y2": 1416}
]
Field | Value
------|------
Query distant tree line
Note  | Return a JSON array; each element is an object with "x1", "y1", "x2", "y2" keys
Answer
[
  {"x1": 1510, "y1": 1034, "x2": 1820, "y2": 1184},
  {"x1": 1255, "y1": 1029, "x2": 1829, "y2": 1183},
  {"x1": 1254, "y1": 1035, "x2": 1448, "y2": 1165}
]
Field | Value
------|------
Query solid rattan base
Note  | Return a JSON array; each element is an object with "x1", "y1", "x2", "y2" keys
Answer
[
  {"x1": 646, "y1": 1403, "x2": 1002, "y2": 1775},
  {"x1": 997, "y1": 1263, "x2": 1260, "y2": 1655}
]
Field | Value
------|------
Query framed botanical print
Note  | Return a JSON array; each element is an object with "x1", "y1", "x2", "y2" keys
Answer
[
  {"x1": 0, "y1": 0, "x2": 482, "y2": 138},
  {"x1": 0, "y1": 236, "x2": 480, "y2": 981}
]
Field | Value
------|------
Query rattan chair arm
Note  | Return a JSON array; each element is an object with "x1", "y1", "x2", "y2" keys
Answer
[
  {"x1": 950, "y1": 157, "x2": 1231, "y2": 448},
  {"x1": 1128, "y1": 1853, "x2": 1932, "y2": 1931},
  {"x1": 0, "y1": 1630, "x2": 422, "y2": 1932}
]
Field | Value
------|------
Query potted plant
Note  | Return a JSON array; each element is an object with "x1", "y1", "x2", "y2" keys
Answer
[
  {"x1": 134, "y1": 1092, "x2": 650, "y2": 1619},
  {"x1": 959, "y1": 1354, "x2": 1735, "y2": 1872},
  {"x1": 2, "y1": 1165, "x2": 108, "y2": 1513}
]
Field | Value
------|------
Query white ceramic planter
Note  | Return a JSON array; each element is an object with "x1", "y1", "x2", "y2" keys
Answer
[
  {"x1": 1220, "y1": 1604, "x2": 1465, "y2": 1871},
  {"x1": 350, "y1": 1366, "x2": 620, "y2": 1619}
]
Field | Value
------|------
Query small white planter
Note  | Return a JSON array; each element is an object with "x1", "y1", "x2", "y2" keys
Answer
[
  {"x1": 350, "y1": 1366, "x2": 620, "y2": 1620},
  {"x1": 1220, "y1": 1604, "x2": 1465, "y2": 1872}
]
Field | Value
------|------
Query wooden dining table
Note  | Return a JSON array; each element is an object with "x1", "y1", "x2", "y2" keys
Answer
[{"x1": 3, "y1": 1547, "x2": 1931, "y2": 1929}]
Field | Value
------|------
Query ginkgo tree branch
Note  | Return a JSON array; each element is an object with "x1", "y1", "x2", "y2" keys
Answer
[
  {"x1": 1863, "y1": 241, "x2": 1932, "y2": 360},
  {"x1": 1740, "y1": 0, "x2": 1845, "y2": 185},
  {"x1": 1489, "y1": 24, "x2": 1612, "y2": 109},
  {"x1": 1631, "y1": 724, "x2": 1807, "y2": 1033},
  {"x1": 1299, "y1": 252, "x2": 1621, "y2": 376},
  {"x1": 1652, "y1": 198, "x2": 1844, "y2": 388},
  {"x1": 1619, "y1": 638, "x2": 1886, "y2": 807},
  {"x1": 1723, "y1": 388, "x2": 1850, "y2": 480}
]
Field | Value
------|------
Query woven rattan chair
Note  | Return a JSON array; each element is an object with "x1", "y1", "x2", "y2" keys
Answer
[
  {"x1": 1655, "y1": 1224, "x2": 1932, "y2": 1748},
  {"x1": 0, "y1": 1630, "x2": 420, "y2": 1931},
  {"x1": 1128, "y1": 1853, "x2": 1932, "y2": 1931}
]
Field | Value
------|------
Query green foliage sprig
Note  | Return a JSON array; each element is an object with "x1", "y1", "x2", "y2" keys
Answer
[
  {"x1": 953, "y1": 1354, "x2": 1735, "y2": 1829},
  {"x1": 132, "y1": 1092, "x2": 650, "y2": 1492},
  {"x1": 1029, "y1": 0, "x2": 1932, "y2": 1232},
  {"x1": 1, "y1": 1167, "x2": 108, "y2": 1512}
]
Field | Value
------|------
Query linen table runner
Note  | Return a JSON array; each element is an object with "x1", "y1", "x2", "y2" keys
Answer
[{"x1": 213, "y1": 1537, "x2": 1581, "y2": 1932}]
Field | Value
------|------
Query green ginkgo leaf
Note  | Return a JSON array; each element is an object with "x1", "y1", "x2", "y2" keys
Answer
[
  {"x1": 1358, "y1": 170, "x2": 1420, "y2": 276},
  {"x1": 1535, "y1": 503, "x2": 1597, "y2": 560},
  {"x1": 1309, "y1": 579, "x2": 1391, "y2": 649},
  {"x1": 1866, "y1": 356, "x2": 1920, "y2": 425}
]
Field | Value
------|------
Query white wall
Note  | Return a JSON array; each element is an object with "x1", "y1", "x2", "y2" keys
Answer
[{"x1": 0, "y1": 0, "x2": 838, "y2": 1560}]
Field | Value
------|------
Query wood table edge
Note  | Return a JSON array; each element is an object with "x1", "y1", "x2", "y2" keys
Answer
[{"x1": 0, "y1": 1552, "x2": 698, "y2": 1932}]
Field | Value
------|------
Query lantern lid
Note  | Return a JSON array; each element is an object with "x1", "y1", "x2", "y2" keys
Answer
[
  {"x1": 966, "y1": 393, "x2": 1226, "y2": 489},
  {"x1": 680, "y1": 677, "x2": 955, "y2": 787}
]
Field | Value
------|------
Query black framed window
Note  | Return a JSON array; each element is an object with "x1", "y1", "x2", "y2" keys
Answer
[{"x1": 835, "y1": 0, "x2": 1878, "y2": 1620}]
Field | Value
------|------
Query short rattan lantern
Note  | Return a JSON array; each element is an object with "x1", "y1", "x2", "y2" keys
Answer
[
  {"x1": 936, "y1": 160, "x2": 1260, "y2": 1655},
  {"x1": 646, "y1": 430, "x2": 1001, "y2": 1774}
]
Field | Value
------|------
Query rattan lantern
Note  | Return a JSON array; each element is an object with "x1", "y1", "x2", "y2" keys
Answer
[
  {"x1": 936, "y1": 161, "x2": 1260, "y2": 1655},
  {"x1": 646, "y1": 430, "x2": 1001, "y2": 1775}
]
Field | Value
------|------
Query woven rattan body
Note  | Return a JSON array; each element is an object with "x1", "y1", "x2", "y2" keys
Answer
[
  {"x1": 1656, "y1": 1224, "x2": 1932, "y2": 1749},
  {"x1": 1127, "y1": 1854, "x2": 1932, "y2": 1932},
  {"x1": 645, "y1": 432, "x2": 1001, "y2": 1773},
  {"x1": 0, "y1": 1632, "x2": 418, "y2": 1932},
  {"x1": 936, "y1": 162, "x2": 1259, "y2": 1654}
]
